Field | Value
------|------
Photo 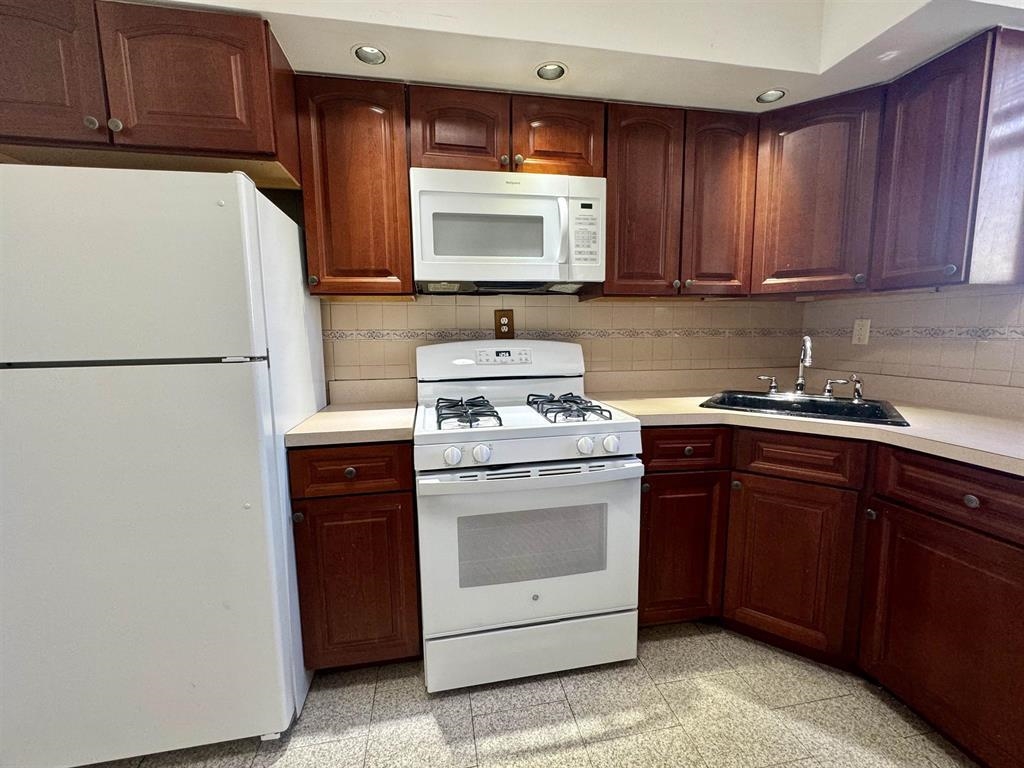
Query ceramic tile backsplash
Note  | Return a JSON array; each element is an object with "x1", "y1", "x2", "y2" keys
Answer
[
  {"x1": 320, "y1": 295, "x2": 805, "y2": 383},
  {"x1": 803, "y1": 285, "x2": 1024, "y2": 389}
]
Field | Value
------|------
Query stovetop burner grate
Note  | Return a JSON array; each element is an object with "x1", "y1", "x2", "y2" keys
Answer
[
  {"x1": 436, "y1": 396, "x2": 503, "y2": 429},
  {"x1": 527, "y1": 392, "x2": 613, "y2": 423}
]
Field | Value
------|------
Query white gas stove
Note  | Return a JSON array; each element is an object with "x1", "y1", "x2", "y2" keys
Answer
[{"x1": 413, "y1": 341, "x2": 642, "y2": 692}]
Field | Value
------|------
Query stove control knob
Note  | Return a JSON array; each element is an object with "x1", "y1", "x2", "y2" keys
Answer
[
  {"x1": 472, "y1": 444, "x2": 492, "y2": 463},
  {"x1": 603, "y1": 435, "x2": 621, "y2": 453},
  {"x1": 442, "y1": 446, "x2": 463, "y2": 466},
  {"x1": 576, "y1": 436, "x2": 595, "y2": 455}
]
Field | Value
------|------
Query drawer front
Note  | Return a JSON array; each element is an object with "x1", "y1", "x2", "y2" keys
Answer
[
  {"x1": 734, "y1": 429, "x2": 867, "y2": 488},
  {"x1": 642, "y1": 427, "x2": 732, "y2": 472},
  {"x1": 874, "y1": 446, "x2": 1024, "y2": 547},
  {"x1": 288, "y1": 443, "x2": 413, "y2": 498}
]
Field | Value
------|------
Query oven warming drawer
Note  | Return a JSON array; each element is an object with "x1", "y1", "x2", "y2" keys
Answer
[{"x1": 423, "y1": 610, "x2": 637, "y2": 692}]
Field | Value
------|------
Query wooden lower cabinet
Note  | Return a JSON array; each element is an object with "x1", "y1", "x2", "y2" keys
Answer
[
  {"x1": 639, "y1": 471, "x2": 730, "y2": 625},
  {"x1": 292, "y1": 492, "x2": 420, "y2": 668},
  {"x1": 860, "y1": 499, "x2": 1024, "y2": 768},
  {"x1": 723, "y1": 472, "x2": 858, "y2": 655}
]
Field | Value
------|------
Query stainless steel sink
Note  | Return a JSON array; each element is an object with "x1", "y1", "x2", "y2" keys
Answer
[{"x1": 700, "y1": 390, "x2": 910, "y2": 426}]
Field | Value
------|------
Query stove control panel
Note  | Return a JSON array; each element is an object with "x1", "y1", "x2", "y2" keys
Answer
[
  {"x1": 475, "y1": 348, "x2": 532, "y2": 365},
  {"x1": 416, "y1": 431, "x2": 642, "y2": 472},
  {"x1": 442, "y1": 443, "x2": 494, "y2": 466}
]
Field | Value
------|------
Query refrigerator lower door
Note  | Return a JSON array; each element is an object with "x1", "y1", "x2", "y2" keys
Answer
[{"x1": 0, "y1": 362, "x2": 296, "y2": 768}]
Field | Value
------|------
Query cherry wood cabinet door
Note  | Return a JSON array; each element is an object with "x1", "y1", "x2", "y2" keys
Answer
[
  {"x1": 0, "y1": 0, "x2": 109, "y2": 143},
  {"x1": 640, "y1": 471, "x2": 730, "y2": 625},
  {"x1": 95, "y1": 1, "x2": 275, "y2": 153},
  {"x1": 752, "y1": 88, "x2": 882, "y2": 294},
  {"x1": 871, "y1": 32, "x2": 992, "y2": 290},
  {"x1": 409, "y1": 86, "x2": 511, "y2": 171},
  {"x1": 681, "y1": 111, "x2": 757, "y2": 294},
  {"x1": 604, "y1": 104, "x2": 684, "y2": 295},
  {"x1": 723, "y1": 472, "x2": 858, "y2": 655},
  {"x1": 511, "y1": 95, "x2": 605, "y2": 176},
  {"x1": 296, "y1": 77, "x2": 412, "y2": 295},
  {"x1": 860, "y1": 500, "x2": 1024, "y2": 768},
  {"x1": 292, "y1": 492, "x2": 420, "y2": 668}
]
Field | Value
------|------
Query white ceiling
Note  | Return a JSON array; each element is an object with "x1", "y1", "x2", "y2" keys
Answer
[{"x1": 177, "y1": 0, "x2": 1024, "y2": 111}]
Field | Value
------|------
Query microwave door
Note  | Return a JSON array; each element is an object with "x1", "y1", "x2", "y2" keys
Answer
[{"x1": 415, "y1": 191, "x2": 566, "y2": 282}]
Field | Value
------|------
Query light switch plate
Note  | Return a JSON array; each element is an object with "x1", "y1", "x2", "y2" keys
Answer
[
  {"x1": 852, "y1": 318, "x2": 871, "y2": 345},
  {"x1": 494, "y1": 309, "x2": 515, "y2": 339}
]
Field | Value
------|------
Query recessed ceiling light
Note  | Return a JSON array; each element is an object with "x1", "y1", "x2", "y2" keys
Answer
[
  {"x1": 353, "y1": 46, "x2": 386, "y2": 65},
  {"x1": 537, "y1": 62, "x2": 567, "y2": 81},
  {"x1": 756, "y1": 88, "x2": 786, "y2": 104}
]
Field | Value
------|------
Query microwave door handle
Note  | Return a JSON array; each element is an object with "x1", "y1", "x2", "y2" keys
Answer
[
  {"x1": 557, "y1": 197, "x2": 569, "y2": 264},
  {"x1": 416, "y1": 460, "x2": 644, "y2": 496}
]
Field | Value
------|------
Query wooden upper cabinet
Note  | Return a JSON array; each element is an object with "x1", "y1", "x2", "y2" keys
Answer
[
  {"x1": 409, "y1": 86, "x2": 511, "y2": 171},
  {"x1": 681, "y1": 111, "x2": 757, "y2": 295},
  {"x1": 0, "y1": 0, "x2": 109, "y2": 144},
  {"x1": 640, "y1": 471, "x2": 730, "y2": 625},
  {"x1": 860, "y1": 500, "x2": 1024, "y2": 768},
  {"x1": 752, "y1": 88, "x2": 883, "y2": 294},
  {"x1": 511, "y1": 95, "x2": 605, "y2": 176},
  {"x1": 724, "y1": 472, "x2": 858, "y2": 655},
  {"x1": 95, "y1": 1, "x2": 275, "y2": 154},
  {"x1": 604, "y1": 104, "x2": 684, "y2": 295},
  {"x1": 871, "y1": 32, "x2": 992, "y2": 290},
  {"x1": 296, "y1": 77, "x2": 412, "y2": 295}
]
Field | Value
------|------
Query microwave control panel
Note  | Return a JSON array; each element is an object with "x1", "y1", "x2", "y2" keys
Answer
[
  {"x1": 475, "y1": 348, "x2": 532, "y2": 365},
  {"x1": 569, "y1": 199, "x2": 601, "y2": 265}
]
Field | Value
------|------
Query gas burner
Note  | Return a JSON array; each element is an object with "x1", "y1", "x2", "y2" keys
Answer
[
  {"x1": 527, "y1": 393, "x2": 611, "y2": 423},
  {"x1": 436, "y1": 396, "x2": 503, "y2": 430}
]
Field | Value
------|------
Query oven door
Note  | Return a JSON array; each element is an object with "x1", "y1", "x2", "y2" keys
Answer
[
  {"x1": 416, "y1": 457, "x2": 642, "y2": 638},
  {"x1": 411, "y1": 169, "x2": 569, "y2": 282}
]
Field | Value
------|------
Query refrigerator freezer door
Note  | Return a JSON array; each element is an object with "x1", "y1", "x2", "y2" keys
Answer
[
  {"x1": 0, "y1": 363, "x2": 294, "y2": 768},
  {"x1": 0, "y1": 166, "x2": 267, "y2": 362}
]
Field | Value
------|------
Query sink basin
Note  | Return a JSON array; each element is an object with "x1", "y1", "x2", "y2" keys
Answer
[{"x1": 700, "y1": 390, "x2": 909, "y2": 426}]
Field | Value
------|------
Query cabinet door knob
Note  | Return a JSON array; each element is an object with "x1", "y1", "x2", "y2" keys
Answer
[
  {"x1": 865, "y1": 508, "x2": 878, "y2": 520},
  {"x1": 853, "y1": 273, "x2": 867, "y2": 284},
  {"x1": 672, "y1": 279, "x2": 682, "y2": 289},
  {"x1": 292, "y1": 512, "x2": 304, "y2": 523},
  {"x1": 963, "y1": 494, "x2": 980, "y2": 509},
  {"x1": 344, "y1": 466, "x2": 357, "y2": 479},
  {"x1": 514, "y1": 153, "x2": 525, "y2": 165},
  {"x1": 943, "y1": 264, "x2": 959, "y2": 276},
  {"x1": 641, "y1": 482, "x2": 650, "y2": 493},
  {"x1": 308, "y1": 275, "x2": 320, "y2": 286},
  {"x1": 683, "y1": 446, "x2": 695, "y2": 457},
  {"x1": 499, "y1": 154, "x2": 510, "y2": 166},
  {"x1": 107, "y1": 117, "x2": 124, "y2": 132},
  {"x1": 83, "y1": 115, "x2": 100, "y2": 130},
  {"x1": 731, "y1": 480, "x2": 742, "y2": 490},
  {"x1": 684, "y1": 278, "x2": 696, "y2": 288}
]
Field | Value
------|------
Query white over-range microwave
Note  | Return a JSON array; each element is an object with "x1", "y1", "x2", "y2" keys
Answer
[{"x1": 410, "y1": 167, "x2": 606, "y2": 293}]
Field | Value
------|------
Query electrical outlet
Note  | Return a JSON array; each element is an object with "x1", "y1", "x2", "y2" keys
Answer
[
  {"x1": 852, "y1": 318, "x2": 871, "y2": 345},
  {"x1": 494, "y1": 309, "x2": 515, "y2": 339}
]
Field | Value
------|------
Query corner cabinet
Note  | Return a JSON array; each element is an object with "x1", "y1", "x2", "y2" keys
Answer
[
  {"x1": 752, "y1": 87, "x2": 883, "y2": 294},
  {"x1": 295, "y1": 77, "x2": 413, "y2": 295},
  {"x1": 287, "y1": 443, "x2": 420, "y2": 669}
]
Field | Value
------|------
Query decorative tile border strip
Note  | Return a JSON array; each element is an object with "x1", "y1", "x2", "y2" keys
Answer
[
  {"x1": 323, "y1": 327, "x2": 805, "y2": 342},
  {"x1": 805, "y1": 326, "x2": 1024, "y2": 339}
]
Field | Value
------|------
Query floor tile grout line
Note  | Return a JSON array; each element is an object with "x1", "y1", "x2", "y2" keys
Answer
[
  {"x1": 556, "y1": 675, "x2": 594, "y2": 767},
  {"x1": 360, "y1": 666, "x2": 380, "y2": 768}
]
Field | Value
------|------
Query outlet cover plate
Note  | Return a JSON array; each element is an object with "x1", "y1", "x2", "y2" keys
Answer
[
  {"x1": 852, "y1": 318, "x2": 871, "y2": 345},
  {"x1": 494, "y1": 308, "x2": 515, "y2": 339}
]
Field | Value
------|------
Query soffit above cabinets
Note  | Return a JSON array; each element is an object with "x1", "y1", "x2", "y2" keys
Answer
[{"x1": 170, "y1": 0, "x2": 1024, "y2": 111}]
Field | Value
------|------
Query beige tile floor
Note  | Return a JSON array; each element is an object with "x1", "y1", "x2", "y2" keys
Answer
[{"x1": 85, "y1": 623, "x2": 978, "y2": 768}]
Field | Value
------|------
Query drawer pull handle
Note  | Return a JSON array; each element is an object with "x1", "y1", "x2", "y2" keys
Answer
[
  {"x1": 731, "y1": 480, "x2": 742, "y2": 491},
  {"x1": 683, "y1": 446, "x2": 695, "y2": 457},
  {"x1": 963, "y1": 494, "x2": 981, "y2": 509},
  {"x1": 344, "y1": 467, "x2": 358, "y2": 479}
]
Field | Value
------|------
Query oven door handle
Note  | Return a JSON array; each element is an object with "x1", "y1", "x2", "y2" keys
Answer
[{"x1": 416, "y1": 460, "x2": 644, "y2": 496}]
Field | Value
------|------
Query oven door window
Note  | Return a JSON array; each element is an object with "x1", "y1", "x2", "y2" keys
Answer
[{"x1": 457, "y1": 503, "x2": 608, "y2": 588}]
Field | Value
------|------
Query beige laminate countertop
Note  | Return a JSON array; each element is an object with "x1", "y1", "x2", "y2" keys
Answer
[{"x1": 285, "y1": 392, "x2": 1024, "y2": 476}]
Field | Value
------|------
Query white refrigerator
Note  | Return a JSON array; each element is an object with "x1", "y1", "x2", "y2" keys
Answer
[{"x1": 0, "y1": 165, "x2": 326, "y2": 768}]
